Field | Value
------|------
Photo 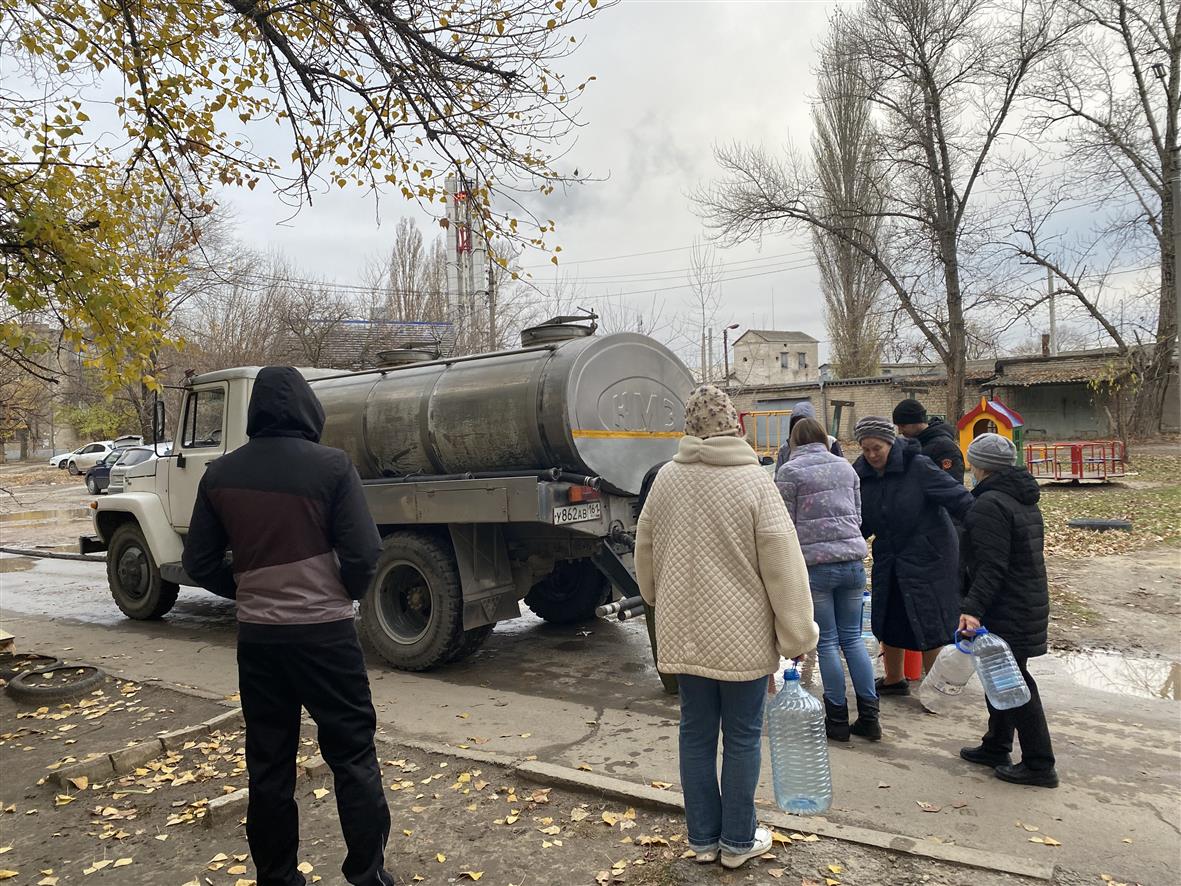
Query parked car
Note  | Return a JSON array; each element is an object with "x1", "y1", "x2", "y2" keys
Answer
[
  {"x1": 106, "y1": 445, "x2": 168, "y2": 495},
  {"x1": 84, "y1": 450, "x2": 123, "y2": 495},
  {"x1": 49, "y1": 444, "x2": 94, "y2": 469},
  {"x1": 64, "y1": 436, "x2": 144, "y2": 476}
]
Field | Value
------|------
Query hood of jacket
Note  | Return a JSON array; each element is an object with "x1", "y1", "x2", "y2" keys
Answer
[
  {"x1": 853, "y1": 435, "x2": 919, "y2": 479},
  {"x1": 972, "y1": 465, "x2": 1041, "y2": 505},
  {"x1": 246, "y1": 367, "x2": 326, "y2": 441},
  {"x1": 917, "y1": 417, "x2": 956, "y2": 446},
  {"x1": 788, "y1": 400, "x2": 817, "y2": 429},
  {"x1": 673, "y1": 434, "x2": 760, "y2": 467}
]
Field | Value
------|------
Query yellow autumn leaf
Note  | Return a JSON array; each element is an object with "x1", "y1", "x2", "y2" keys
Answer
[
  {"x1": 459, "y1": 873, "x2": 484, "y2": 882},
  {"x1": 0, "y1": 873, "x2": 17, "y2": 882},
  {"x1": 113, "y1": 858, "x2": 132, "y2": 867},
  {"x1": 297, "y1": 862, "x2": 313, "y2": 874},
  {"x1": 68, "y1": 776, "x2": 89, "y2": 790},
  {"x1": 436, "y1": 853, "x2": 446, "y2": 863},
  {"x1": 313, "y1": 788, "x2": 330, "y2": 799}
]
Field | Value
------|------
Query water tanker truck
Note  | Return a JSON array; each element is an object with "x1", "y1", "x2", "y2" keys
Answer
[{"x1": 82, "y1": 318, "x2": 693, "y2": 675}]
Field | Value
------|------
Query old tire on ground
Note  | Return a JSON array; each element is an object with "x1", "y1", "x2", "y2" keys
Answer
[
  {"x1": 67, "y1": 460, "x2": 80, "y2": 476},
  {"x1": 445, "y1": 624, "x2": 495, "y2": 664},
  {"x1": 525, "y1": 559, "x2": 611, "y2": 625},
  {"x1": 5, "y1": 665, "x2": 106, "y2": 704},
  {"x1": 107, "y1": 523, "x2": 180, "y2": 620},
  {"x1": 360, "y1": 532, "x2": 464, "y2": 672},
  {"x1": 0, "y1": 653, "x2": 62, "y2": 682}
]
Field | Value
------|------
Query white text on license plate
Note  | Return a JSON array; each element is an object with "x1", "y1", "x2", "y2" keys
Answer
[{"x1": 553, "y1": 501, "x2": 602, "y2": 525}]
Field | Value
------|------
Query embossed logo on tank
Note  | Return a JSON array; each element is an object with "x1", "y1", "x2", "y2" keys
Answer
[{"x1": 597, "y1": 382, "x2": 683, "y2": 432}]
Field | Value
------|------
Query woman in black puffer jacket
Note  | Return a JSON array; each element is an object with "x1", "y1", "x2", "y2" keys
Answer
[{"x1": 957, "y1": 433, "x2": 1057, "y2": 789}]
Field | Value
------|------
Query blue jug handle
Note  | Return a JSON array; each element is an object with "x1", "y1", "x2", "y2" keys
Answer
[{"x1": 955, "y1": 626, "x2": 987, "y2": 653}]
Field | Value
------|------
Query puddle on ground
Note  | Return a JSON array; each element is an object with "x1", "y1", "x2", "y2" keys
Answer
[
  {"x1": 0, "y1": 507, "x2": 90, "y2": 527},
  {"x1": 0, "y1": 557, "x2": 35, "y2": 572},
  {"x1": 1052, "y1": 650, "x2": 1180, "y2": 701}
]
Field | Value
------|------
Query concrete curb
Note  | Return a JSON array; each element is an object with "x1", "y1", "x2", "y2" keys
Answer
[{"x1": 206, "y1": 788, "x2": 249, "y2": 828}]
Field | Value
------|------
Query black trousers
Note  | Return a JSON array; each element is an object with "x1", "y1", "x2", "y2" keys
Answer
[
  {"x1": 238, "y1": 631, "x2": 393, "y2": 886},
  {"x1": 979, "y1": 657, "x2": 1056, "y2": 771}
]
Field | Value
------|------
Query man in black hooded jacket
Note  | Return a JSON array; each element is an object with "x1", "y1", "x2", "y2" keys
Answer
[{"x1": 183, "y1": 367, "x2": 393, "y2": 886}]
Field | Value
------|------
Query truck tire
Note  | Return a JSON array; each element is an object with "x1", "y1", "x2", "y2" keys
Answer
[
  {"x1": 107, "y1": 523, "x2": 180, "y2": 620},
  {"x1": 446, "y1": 624, "x2": 494, "y2": 664},
  {"x1": 360, "y1": 532, "x2": 464, "y2": 671},
  {"x1": 525, "y1": 559, "x2": 611, "y2": 625},
  {"x1": 6, "y1": 665, "x2": 106, "y2": 704}
]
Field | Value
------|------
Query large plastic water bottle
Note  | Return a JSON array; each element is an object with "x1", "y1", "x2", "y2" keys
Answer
[
  {"x1": 918, "y1": 636, "x2": 977, "y2": 714},
  {"x1": 767, "y1": 667, "x2": 832, "y2": 815},
  {"x1": 970, "y1": 628, "x2": 1031, "y2": 710},
  {"x1": 861, "y1": 591, "x2": 881, "y2": 675}
]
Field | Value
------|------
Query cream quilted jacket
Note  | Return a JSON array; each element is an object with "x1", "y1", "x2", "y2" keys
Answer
[{"x1": 635, "y1": 435, "x2": 818, "y2": 681}]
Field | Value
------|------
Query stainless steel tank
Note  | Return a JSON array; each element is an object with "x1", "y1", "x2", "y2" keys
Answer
[{"x1": 312, "y1": 333, "x2": 694, "y2": 495}]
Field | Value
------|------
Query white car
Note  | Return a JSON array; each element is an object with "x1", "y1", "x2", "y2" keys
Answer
[
  {"x1": 107, "y1": 445, "x2": 169, "y2": 495},
  {"x1": 50, "y1": 444, "x2": 101, "y2": 469},
  {"x1": 63, "y1": 436, "x2": 144, "y2": 475}
]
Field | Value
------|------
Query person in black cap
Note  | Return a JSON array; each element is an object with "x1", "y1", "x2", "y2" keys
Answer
[{"x1": 892, "y1": 399, "x2": 965, "y2": 484}]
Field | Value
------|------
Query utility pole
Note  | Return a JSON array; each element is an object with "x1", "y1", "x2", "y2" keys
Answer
[
  {"x1": 722, "y1": 323, "x2": 739, "y2": 385},
  {"x1": 1047, "y1": 267, "x2": 1058, "y2": 356},
  {"x1": 707, "y1": 329, "x2": 714, "y2": 384},
  {"x1": 487, "y1": 257, "x2": 497, "y2": 352}
]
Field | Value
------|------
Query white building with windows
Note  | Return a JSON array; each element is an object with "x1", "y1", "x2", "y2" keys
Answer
[{"x1": 729, "y1": 329, "x2": 820, "y2": 386}]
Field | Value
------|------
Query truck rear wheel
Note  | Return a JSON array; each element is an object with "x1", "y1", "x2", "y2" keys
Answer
[
  {"x1": 525, "y1": 559, "x2": 611, "y2": 625},
  {"x1": 446, "y1": 624, "x2": 494, "y2": 664},
  {"x1": 107, "y1": 523, "x2": 179, "y2": 619},
  {"x1": 360, "y1": 532, "x2": 464, "y2": 671}
]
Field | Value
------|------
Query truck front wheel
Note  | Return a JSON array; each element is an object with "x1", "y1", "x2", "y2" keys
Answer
[
  {"x1": 107, "y1": 523, "x2": 180, "y2": 619},
  {"x1": 525, "y1": 559, "x2": 611, "y2": 625},
  {"x1": 360, "y1": 532, "x2": 465, "y2": 671}
]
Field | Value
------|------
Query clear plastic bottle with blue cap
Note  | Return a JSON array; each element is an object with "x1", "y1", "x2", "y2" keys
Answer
[
  {"x1": 766, "y1": 665, "x2": 832, "y2": 815},
  {"x1": 969, "y1": 628, "x2": 1031, "y2": 710},
  {"x1": 919, "y1": 633, "x2": 978, "y2": 714}
]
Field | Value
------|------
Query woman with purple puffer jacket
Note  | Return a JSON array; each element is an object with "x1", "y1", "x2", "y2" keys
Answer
[{"x1": 775, "y1": 417, "x2": 879, "y2": 742}]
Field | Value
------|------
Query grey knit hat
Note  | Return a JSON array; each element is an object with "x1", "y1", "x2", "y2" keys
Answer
[
  {"x1": 683, "y1": 384, "x2": 741, "y2": 439},
  {"x1": 967, "y1": 433, "x2": 1017, "y2": 471},
  {"x1": 854, "y1": 416, "x2": 896, "y2": 444}
]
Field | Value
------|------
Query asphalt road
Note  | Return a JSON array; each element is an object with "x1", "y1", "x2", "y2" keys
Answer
[{"x1": 1, "y1": 553, "x2": 1178, "y2": 885}]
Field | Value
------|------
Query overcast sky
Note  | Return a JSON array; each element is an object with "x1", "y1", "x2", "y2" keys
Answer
[{"x1": 221, "y1": 1, "x2": 844, "y2": 359}]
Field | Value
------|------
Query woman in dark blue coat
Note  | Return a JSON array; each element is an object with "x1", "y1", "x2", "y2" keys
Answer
[{"x1": 853, "y1": 417, "x2": 974, "y2": 695}]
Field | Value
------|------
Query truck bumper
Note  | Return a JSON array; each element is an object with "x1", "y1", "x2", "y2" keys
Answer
[{"x1": 79, "y1": 535, "x2": 107, "y2": 555}]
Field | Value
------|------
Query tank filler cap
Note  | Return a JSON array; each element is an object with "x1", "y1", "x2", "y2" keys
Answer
[
  {"x1": 520, "y1": 309, "x2": 598, "y2": 347},
  {"x1": 375, "y1": 342, "x2": 441, "y2": 368}
]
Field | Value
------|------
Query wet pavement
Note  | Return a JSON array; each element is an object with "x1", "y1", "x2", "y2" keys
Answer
[{"x1": 1, "y1": 552, "x2": 1179, "y2": 884}]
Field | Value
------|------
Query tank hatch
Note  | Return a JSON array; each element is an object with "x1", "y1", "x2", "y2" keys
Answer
[{"x1": 520, "y1": 311, "x2": 598, "y2": 347}]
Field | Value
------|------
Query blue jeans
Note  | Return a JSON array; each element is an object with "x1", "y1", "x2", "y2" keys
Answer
[
  {"x1": 677, "y1": 674, "x2": 766, "y2": 853},
  {"x1": 809, "y1": 561, "x2": 877, "y2": 706}
]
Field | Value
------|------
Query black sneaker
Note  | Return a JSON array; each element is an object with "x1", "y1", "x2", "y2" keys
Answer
[
  {"x1": 874, "y1": 677, "x2": 910, "y2": 696},
  {"x1": 996, "y1": 763, "x2": 1059, "y2": 788},
  {"x1": 959, "y1": 745, "x2": 1012, "y2": 768}
]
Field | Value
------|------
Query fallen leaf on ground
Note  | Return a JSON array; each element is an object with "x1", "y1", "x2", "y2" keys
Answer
[
  {"x1": 577, "y1": 764, "x2": 593, "y2": 771},
  {"x1": 767, "y1": 870, "x2": 784, "y2": 880},
  {"x1": 0, "y1": 873, "x2": 16, "y2": 882},
  {"x1": 771, "y1": 830, "x2": 792, "y2": 845},
  {"x1": 53, "y1": 795, "x2": 75, "y2": 807},
  {"x1": 650, "y1": 781, "x2": 672, "y2": 789},
  {"x1": 916, "y1": 801, "x2": 941, "y2": 813},
  {"x1": 570, "y1": 808, "x2": 589, "y2": 822},
  {"x1": 538, "y1": 825, "x2": 561, "y2": 836},
  {"x1": 828, "y1": 864, "x2": 843, "y2": 874},
  {"x1": 1029, "y1": 836, "x2": 1061, "y2": 846},
  {"x1": 38, "y1": 877, "x2": 59, "y2": 886},
  {"x1": 68, "y1": 776, "x2": 89, "y2": 790},
  {"x1": 313, "y1": 788, "x2": 330, "y2": 800},
  {"x1": 112, "y1": 858, "x2": 132, "y2": 868},
  {"x1": 228, "y1": 865, "x2": 247, "y2": 875},
  {"x1": 435, "y1": 853, "x2": 446, "y2": 863},
  {"x1": 297, "y1": 862, "x2": 313, "y2": 874},
  {"x1": 458, "y1": 873, "x2": 484, "y2": 882}
]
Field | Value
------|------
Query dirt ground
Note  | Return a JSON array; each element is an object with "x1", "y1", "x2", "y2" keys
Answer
[{"x1": 0, "y1": 672, "x2": 1071, "y2": 886}]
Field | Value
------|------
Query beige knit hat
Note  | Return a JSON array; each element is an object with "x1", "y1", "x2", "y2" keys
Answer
[{"x1": 683, "y1": 384, "x2": 741, "y2": 439}]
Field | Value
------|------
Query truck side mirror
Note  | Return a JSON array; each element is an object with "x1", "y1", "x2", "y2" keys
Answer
[{"x1": 152, "y1": 398, "x2": 166, "y2": 448}]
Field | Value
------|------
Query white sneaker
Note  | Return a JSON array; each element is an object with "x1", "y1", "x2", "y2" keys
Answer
[{"x1": 720, "y1": 826, "x2": 773, "y2": 869}]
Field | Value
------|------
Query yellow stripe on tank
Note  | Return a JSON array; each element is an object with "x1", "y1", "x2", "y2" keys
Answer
[{"x1": 571, "y1": 429, "x2": 684, "y2": 439}]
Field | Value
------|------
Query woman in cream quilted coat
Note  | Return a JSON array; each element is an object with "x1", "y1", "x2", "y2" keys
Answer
[{"x1": 636, "y1": 384, "x2": 818, "y2": 870}]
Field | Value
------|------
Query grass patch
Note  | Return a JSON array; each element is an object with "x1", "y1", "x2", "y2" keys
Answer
[{"x1": 1039, "y1": 455, "x2": 1181, "y2": 559}]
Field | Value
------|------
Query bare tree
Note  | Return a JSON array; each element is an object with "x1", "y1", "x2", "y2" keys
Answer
[
  {"x1": 1018, "y1": 0, "x2": 1179, "y2": 433},
  {"x1": 811, "y1": 25, "x2": 884, "y2": 378},
  {"x1": 697, "y1": 0, "x2": 1067, "y2": 419},
  {"x1": 683, "y1": 239, "x2": 724, "y2": 383},
  {"x1": 364, "y1": 218, "x2": 449, "y2": 324}
]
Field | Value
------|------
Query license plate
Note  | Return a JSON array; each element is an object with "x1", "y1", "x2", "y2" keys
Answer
[{"x1": 553, "y1": 501, "x2": 602, "y2": 525}]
